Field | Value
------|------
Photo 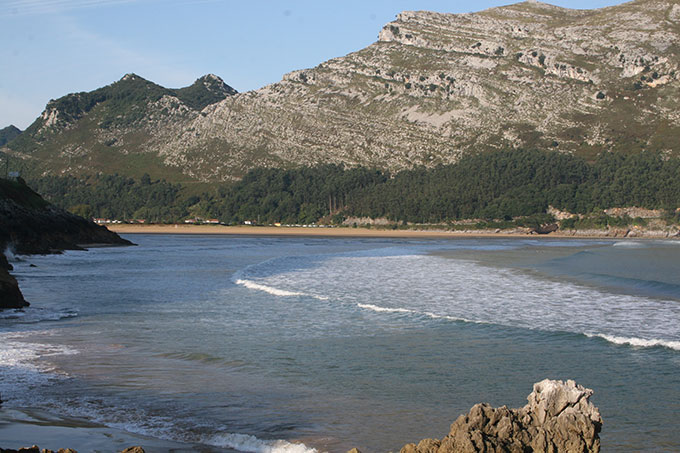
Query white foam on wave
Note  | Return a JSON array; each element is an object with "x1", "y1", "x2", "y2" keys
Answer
[
  {"x1": 37, "y1": 395, "x2": 321, "y2": 453},
  {"x1": 236, "y1": 279, "x2": 328, "y2": 301},
  {"x1": 586, "y1": 333, "x2": 680, "y2": 351},
  {"x1": 422, "y1": 311, "x2": 487, "y2": 325},
  {"x1": 358, "y1": 303, "x2": 485, "y2": 325},
  {"x1": 612, "y1": 241, "x2": 646, "y2": 248},
  {"x1": 245, "y1": 250, "x2": 680, "y2": 350},
  {"x1": 357, "y1": 303, "x2": 413, "y2": 314},
  {"x1": 206, "y1": 433, "x2": 318, "y2": 453},
  {"x1": 3, "y1": 245, "x2": 20, "y2": 262},
  {"x1": 237, "y1": 279, "x2": 306, "y2": 297},
  {"x1": 0, "y1": 330, "x2": 78, "y2": 403}
]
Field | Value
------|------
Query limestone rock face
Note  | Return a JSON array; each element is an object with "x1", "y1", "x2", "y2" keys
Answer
[
  {"x1": 401, "y1": 379, "x2": 602, "y2": 453},
  {"x1": 7, "y1": 0, "x2": 680, "y2": 182}
]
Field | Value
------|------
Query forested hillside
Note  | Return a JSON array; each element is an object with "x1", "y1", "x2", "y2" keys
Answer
[{"x1": 28, "y1": 150, "x2": 680, "y2": 228}]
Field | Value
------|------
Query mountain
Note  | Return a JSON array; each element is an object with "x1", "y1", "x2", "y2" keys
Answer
[
  {"x1": 0, "y1": 125, "x2": 21, "y2": 147},
  {"x1": 5, "y1": 74, "x2": 236, "y2": 180},
  {"x1": 4, "y1": 0, "x2": 679, "y2": 182}
]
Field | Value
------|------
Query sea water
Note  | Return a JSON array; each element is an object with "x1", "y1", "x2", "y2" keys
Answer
[{"x1": 1, "y1": 235, "x2": 679, "y2": 452}]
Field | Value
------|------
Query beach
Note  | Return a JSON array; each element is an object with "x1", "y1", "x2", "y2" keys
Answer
[{"x1": 106, "y1": 223, "x2": 666, "y2": 239}]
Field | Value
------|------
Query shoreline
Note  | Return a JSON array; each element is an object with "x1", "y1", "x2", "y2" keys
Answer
[
  {"x1": 106, "y1": 223, "x2": 678, "y2": 240},
  {"x1": 0, "y1": 407, "x2": 220, "y2": 453}
]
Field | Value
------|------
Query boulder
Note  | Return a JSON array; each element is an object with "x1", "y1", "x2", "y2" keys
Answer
[
  {"x1": 400, "y1": 379, "x2": 602, "y2": 453},
  {"x1": 0, "y1": 253, "x2": 28, "y2": 309}
]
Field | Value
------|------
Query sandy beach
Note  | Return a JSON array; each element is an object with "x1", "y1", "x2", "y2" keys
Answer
[
  {"x1": 106, "y1": 224, "x2": 610, "y2": 239},
  {"x1": 105, "y1": 223, "x2": 680, "y2": 240}
]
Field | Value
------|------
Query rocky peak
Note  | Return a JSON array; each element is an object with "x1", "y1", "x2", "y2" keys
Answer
[
  {"x1": 195, "y1": 74, "x2": 238, "y2": 96},
  {"x1": 0, "y1": 125, "x2": 22, "y2": 147},
  {"x1": 120, "y1": 73, "x2": 142, "y2": 82}
]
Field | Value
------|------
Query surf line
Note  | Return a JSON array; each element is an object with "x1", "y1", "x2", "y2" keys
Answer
[{"x1": 235, "y1": 279, "x2": 329, "y2": 300}]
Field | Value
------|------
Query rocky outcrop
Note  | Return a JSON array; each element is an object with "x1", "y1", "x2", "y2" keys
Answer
[
  {"x1": 0, "y1": 177, "x2": 132, "y2": 309},
  {"x1": 0, "y1": 178, "x2": 132, "y2": 255},
  {"x1": 400, "y1": 379, "x2": 602, "y2": 453},
  {"x1": 0, "y1": 254, "x2": 28, "y2": 309}
]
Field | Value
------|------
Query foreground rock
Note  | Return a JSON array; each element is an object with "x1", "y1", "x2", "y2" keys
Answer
[
  {"x1": 0, "y1": 177, "x2": 133, "y2": 309},
  {"x1": 0, "y1": 254, "x2": 28, "y2": 308},
  {"x1": 400, "y1": 379, "x2": 602, "y2": 453}
]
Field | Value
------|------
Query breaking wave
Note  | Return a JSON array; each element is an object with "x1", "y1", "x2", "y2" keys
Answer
[
  {"x1": 205, "y1": 433, "x2": 318, "y2": 453},
  {"x1": 0, "y1": 330, "x2": 77, "y2": 403},
  {"x1": 0, "y1": 308, "x2": 78, "y2": 323},
  {"x1": 357, "y1": 303, "x2": 413, "y2": 314},
  {"x1": 235, "y1": 279, "x2": 329, "y2": 300},
  {"x1": 236, "y1": 279, "x2": 307, "y2": 297},
  {"x1": 586, "y1": 333, "x2": 680, "y2": 351}
]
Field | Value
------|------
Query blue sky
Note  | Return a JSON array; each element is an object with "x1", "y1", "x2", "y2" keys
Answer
[{"x1": 1, "y1": 0, "x2": 624, "y2": 129}]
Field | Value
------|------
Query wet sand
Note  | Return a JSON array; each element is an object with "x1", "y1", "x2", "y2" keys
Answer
[{"x1": 0, "y1": 408, "x2": 227, "y2": 452}]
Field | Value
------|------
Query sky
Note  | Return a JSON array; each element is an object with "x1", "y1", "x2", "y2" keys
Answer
[{"x1": 1, "y1": 0, "x2": 625, "y2": 130}]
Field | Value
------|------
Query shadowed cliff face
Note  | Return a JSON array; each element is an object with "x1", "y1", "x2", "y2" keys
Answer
[
  {"x1": 5, "y1": 0, "x2": 679, "y2": 182},
  {"x1": 0, "y1": 253, "x2": 28, "y2": 309},
  {"x1": 0, "y1": 177, "x2": 133, "y2": 309}
]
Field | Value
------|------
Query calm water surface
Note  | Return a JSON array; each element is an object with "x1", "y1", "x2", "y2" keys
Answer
[{"x1": 1, "y1": 235, "x2": 679, "y2": 452}]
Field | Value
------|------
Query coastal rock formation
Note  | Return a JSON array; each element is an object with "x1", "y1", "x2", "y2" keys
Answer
[
  {"x1": 0, "y1": 177, "x2": 132, "y2": 309},
  {"x1": 0, "y1": 178, "x2": 132, "y2": 255},
  {"x1": 400, "y1": 379, "x2": 602, "y2": 453},
  {"x1": 0, "y1": 253, "x2": 28, "y2": 309}
]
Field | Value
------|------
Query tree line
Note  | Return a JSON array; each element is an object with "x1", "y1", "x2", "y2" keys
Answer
[{"x1": 27, "y1": 149, "x2": 680, "y2": 225}]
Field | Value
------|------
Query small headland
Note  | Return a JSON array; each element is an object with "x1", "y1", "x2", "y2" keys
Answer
[{"x1": 0, "y1": 177, "x2": 133, "y2": 309}]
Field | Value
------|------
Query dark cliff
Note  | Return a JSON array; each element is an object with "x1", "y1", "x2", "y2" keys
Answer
[{"x1": 0, "y1": 177, "x2": 133, "y2": 309}]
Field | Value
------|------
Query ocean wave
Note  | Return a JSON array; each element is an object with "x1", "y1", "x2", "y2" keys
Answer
[
  {"x1": 613, "y1": 241, "x2": 646, "y2": 248},
  {"x1": 357, "y1": 303, "x2": 414, "y2": 314},
  {"x1": 206, "y1": 433, "x2": 318, "y2": 453},
  {"x1": 422, "y1": 311, "x2": 488, "y2": 325},
  {"x1": 0, "y1": 330, "x2": 77, "y2": 403},
  {"x1": 236, "y1": 279, "x2": 328, "y2": 300},
  {"x1": 0, "y1": 308, "x2": 78, "y2": 323},
  {"x1": 586, "y1": 333, "x2": 680, "y2": 351},
  {"x1": 357, "y1": 303, "x2": 486, "y2": 325}
]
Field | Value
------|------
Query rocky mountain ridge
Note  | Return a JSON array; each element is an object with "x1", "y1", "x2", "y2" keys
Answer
[{"x1": 3, "y1": 0, "x2": 679, "y2": 182}]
